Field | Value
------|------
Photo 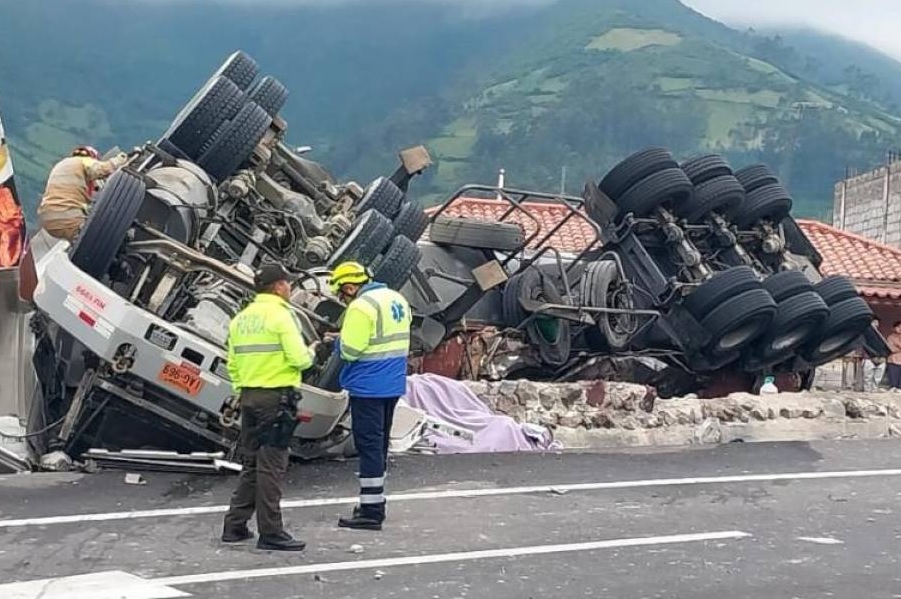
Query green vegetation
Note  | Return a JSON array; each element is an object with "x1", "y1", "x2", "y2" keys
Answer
[{"x1": 2, "y1": 0, "x2": 901, "y2": 225}]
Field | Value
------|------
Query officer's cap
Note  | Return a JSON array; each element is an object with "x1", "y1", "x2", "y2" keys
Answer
[{"x1": 254, "y1": 263, "x2": 295, "y2": 292}]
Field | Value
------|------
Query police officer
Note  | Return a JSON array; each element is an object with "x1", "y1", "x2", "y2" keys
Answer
[
  {"x1": 328, "y1": 261, "x2": 412, "y2": 531},
  {"x1": 222, "y1": 263, "x2": 315, "y2": 551}
]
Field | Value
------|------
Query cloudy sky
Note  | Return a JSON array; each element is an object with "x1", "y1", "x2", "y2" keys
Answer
[{"x1": 681, "y1": 0, "x2": 901, "y2": 60}]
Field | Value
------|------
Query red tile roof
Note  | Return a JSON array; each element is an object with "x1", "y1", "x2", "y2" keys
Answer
[
  {"x1": 796, "y1": 219, "x2": 901, "y2": 300},
  {"x1": 426, "y1": 198, "x2": 901, "y2": 300},
  {"x1": 425, "y1": 197, "x2": 599, "y2": 255}
]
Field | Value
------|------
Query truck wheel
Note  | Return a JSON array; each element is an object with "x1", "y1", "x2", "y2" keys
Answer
[
  {"x1": 356, "y1": 177, "x2": 404, "y2": 219},
  {"x1": 503, "y1": 269, "x2": 534, "y2": 327},
  {"x1": 371, "y1": 236, "x2": 421, "y2": 290},
  {"x1": 162, "y1": 76, "x2": 246, "y2": 160},
  {"x1": 616, "y1": 168, "x2": 693, "y2": 218},
  {"x1": 70, "y1": 170, "x2": 146, "y2": 279},
  {"x1": 599, "y1": 147, "x2": 677, "y2": 200},
  {"x1": 680, "y1": 154, "x2": 733, "y2": 186},
  {"x1": 701, "y1": 288, "x2": 776, "y2": 354},
  {"x1": 393, "y1": 201, "x2": 429, "y2": 242},
  {"x1": 515, "y1": 270, "x2": 572, "y2": 366},
  {"x1": 328, "y1": 209, "x2": 393, "y2": 268},
  {"x1": 249, "y1": 76, "x2": 288, "y2": 117},
  {"x1": 212, "y1": 51, "x2": 259, "y2": 91},
  {"x1": 803, "y1": 296, "x2": 874, "y2": 366},
  {"x1": 580, "y1": 261, "x2": 635, "y2": 350},
  {"x1": 429, "y1": 215, "x2": 525, "y2": 251},
  {"x1": 753, "y1": 291, "x2": 829, "y2": 363},
  {"x1": 735, "y1": 164, "x2": 779, "y2": 193},
  {"x1": 814, "y1": 275, "x2": 858, "y2": 306},
  {"x1": 731, "y1": 183, "x2": 793, "y2": 228},
  {"x1": 762, "y1": 270, "x2": 813, "y2": 302},
  {"x1": 683, "y1": 266, "x2": 761, "y2": 319},
  {"x1": 197, "y1": 102, "x2": 272, "y2": 182},
  {"x1": 676, "y1": 175, "x2": 745, "y2": 222}
]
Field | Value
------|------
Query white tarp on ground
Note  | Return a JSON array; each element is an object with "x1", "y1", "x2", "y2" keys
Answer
[{"x1": 0, "y1": 267, "x2": 36, "y2": 418}]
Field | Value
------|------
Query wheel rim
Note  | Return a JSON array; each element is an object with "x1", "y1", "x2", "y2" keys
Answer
[
  {"x1": 818, "y1": 329, "x2": 861, "y2": 355},
  {"x1": 716, "y1": 315, "x2": 768, "y2": 352},
  {"x1": 770, "y1": 324, "x2": 816, "y2": 352}
]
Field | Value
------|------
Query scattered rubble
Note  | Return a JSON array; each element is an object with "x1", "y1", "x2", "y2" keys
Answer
[{"x1": 463, "y1": 380, "x2": 901, "y2": 449}]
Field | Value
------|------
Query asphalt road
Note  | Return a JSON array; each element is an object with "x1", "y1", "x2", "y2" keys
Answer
[{"x1": 3, "y1": 441, "x2": 901, "y2": 598}]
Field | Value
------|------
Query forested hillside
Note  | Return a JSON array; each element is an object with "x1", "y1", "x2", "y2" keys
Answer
[{"x1": 2, "y1": 0, "x2": 901, "y2": 222}]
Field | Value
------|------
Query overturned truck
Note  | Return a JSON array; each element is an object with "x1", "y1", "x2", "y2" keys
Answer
[{"x1": 14, "y1": 51, "x2": 888, "y2": 464}]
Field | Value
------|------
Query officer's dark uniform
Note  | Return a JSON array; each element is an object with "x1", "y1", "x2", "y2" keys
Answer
[
  {"x1": 333, "y1": 280, "x2": 412, "y2": 531},
  {"x1": 222, "y1": 265, "x2": 314, "y2": 551}
]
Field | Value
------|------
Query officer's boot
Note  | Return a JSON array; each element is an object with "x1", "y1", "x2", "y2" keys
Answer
[
  {"x1": 221, "y1": 524, "x2": 254, "y2": 543},
  {"x1": 338, "y1": 503, "x2": 384, "y2": 531},
  {"x1": 257, "y1": 531, "x2": 307, "y2": 551}
]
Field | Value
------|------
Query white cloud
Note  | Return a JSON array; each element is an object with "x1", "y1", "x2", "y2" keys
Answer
[{"x1": 682, "y1": 0, "x2": 901, "y2": 61}]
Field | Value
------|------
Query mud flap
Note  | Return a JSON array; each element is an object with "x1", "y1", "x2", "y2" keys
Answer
[{"x1": 0, "y1": 267, "x2": 36, "y2": 418}]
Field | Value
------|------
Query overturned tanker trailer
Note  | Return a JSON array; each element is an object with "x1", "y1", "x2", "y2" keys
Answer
[
  {"x1": 401, "y1": 149, "x2": 889, "y2": 398},
  {"x1": 15, "y1": 52, "x2": 443, "y2": 465}
]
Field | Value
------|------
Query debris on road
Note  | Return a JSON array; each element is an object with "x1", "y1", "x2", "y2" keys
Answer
[
  {"x1": 124, "y1": 473, "x2": 146, "y2": 485},
  {"x1": 39, "y1": 450, "x2": 73, "y2": 472},
  {"x1": 348, "y1": 544, "x2": 364, "y2": 554}
]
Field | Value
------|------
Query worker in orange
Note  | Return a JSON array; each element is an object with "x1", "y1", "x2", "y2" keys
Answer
[{"x1": 37, "y1": 146, "x2": 128, "y2": 241}]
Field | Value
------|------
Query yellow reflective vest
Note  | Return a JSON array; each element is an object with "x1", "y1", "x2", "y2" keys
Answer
[
  {"x1": 226, "y1": 293, "x2": 314, "y2": 393},
  {"x1": 338, "y1": 283, "x2": 411, "y2": 398}
]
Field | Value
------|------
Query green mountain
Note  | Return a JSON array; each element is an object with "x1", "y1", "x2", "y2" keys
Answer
[{"x1": 1, "y1": 0, "x2": 900, "y2": 224}]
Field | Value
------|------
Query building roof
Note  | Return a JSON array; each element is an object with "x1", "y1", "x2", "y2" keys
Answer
[
  {"x1": 426, "y1": 197, "x2": 600, "y2": 255},
  {"x1": 426, "y1": 197, "x2": 901, "y2": 301},
  {"x1": 796, "y1": 219, "x2": 901, "y2": 300}
]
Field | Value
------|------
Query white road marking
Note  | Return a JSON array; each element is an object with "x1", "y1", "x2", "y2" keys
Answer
[
  {"x1": 797, "y1": 536, "x2": 844, "y2": 545},
  {"x1": 155, "y1": 530, "x2": 752, "y2": 587},
  {"x1": 0, "y1": 570, "x2": 189, "y2": 599},
  {"x1": 3, "y1": 467, "x2": 900, "y2": 529}
]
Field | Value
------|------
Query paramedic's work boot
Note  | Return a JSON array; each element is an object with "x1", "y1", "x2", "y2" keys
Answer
[{"x1": 339, "y1": 504, "x2": 384, "y2": 531}]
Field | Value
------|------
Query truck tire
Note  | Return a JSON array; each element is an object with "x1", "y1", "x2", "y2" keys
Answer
[
  {"x1": 356, "y1": 176, "x2": 404, "y2": 219},
  {"x1": 429, "y1": 216, "x2": 525, "y2": 251},
  {"x1": 814, "y1": 275, "x2": 858, "y2": 306},
  {"x1": 212, "y1": 51, "x2": 259, "y2": 91},
  {"x1": 677, "y1": 175, "x2": 744, "y2": 222},
  {"x1": 511, "y1": 269, "x2": 572, "y2": 366},
  {"x1": 70, "y1": 170, "x2": 146, "y2": 279},
  {"x1": 701, "y1": 288, "x2": 776, "y2": 354},
  {"x1": 754, "y1": 291, "x2": 829, "y2": 363},
  {"x1": 197, "y1": 102, "x2": 272, "y2": 182},
  {"x1": 683, "y1": 266, "x2": 761, "y2": 319},
  {"x1": 803, "y1": 296, "x2": 874, "y2": 366},
  {"x1": 680, "y1": 154, "x2": 733, "y2": 186},
  {"x1": 616, "y1": 168, "x2": 693, "y2": 218},
  {"x1": 735, "y1": 164, "x2": 779, "y2": 193},
  {"x1": 503, "y1": 269, "x2": 534, "y2": 328},
  {"x1": 249, "y1": 76, "x2": 288, "y2": 117},
  {"x1": 371, "y1": 236, "x2": 421, "y2": 290},
  {"x1": 731, "y1": 183, "x2": 793, "y2": 229},
  {"x1": 328, "y1": 209, "x2": 393, "y2": 268},
  {"x1": 580, "y1": 261, "x2": 635, "y2": 350},
  {"x1": 162, "y1": 76, "x2": 246, "y2": 161},
  {"x1": 599, "y1": 147, "x2": 678, "y2": 200},
  {"x1": 393, "y1": 201, "x2": 428, "y2": 242},
  {"x1": 762, "y1": 270, "x2": 813, "y2": 302}
]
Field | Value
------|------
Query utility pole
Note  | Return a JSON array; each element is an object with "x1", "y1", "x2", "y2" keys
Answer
[{"x1": 560, "y1": 165, "x2": 567, "y2": 196}]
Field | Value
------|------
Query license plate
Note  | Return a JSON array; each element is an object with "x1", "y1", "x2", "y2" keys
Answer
[{"x1": 158, "y1": 363, "x2": 204, "y2": 396}]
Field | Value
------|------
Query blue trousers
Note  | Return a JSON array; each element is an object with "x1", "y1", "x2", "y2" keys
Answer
[{"x1": 350, "y1": 396, "x2": 399, "y2": 520}]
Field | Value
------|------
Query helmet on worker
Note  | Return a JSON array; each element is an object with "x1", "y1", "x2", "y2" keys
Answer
[
  {"x1": 329, "y1": 261, "x2": 371, "y2": 299},
  {"x1": 71, "y1": 145, "x2": 101, "y2": 161}
]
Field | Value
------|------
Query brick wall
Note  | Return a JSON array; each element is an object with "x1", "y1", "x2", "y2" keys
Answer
[{"x1": 834, "y1": 163, "x2": 901, "y2": 246}]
